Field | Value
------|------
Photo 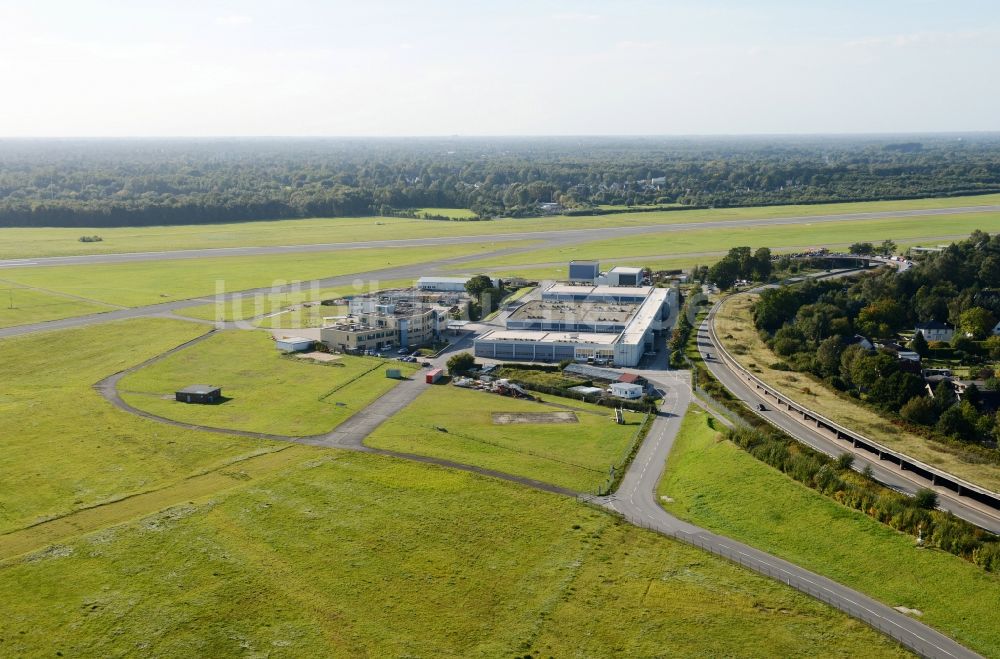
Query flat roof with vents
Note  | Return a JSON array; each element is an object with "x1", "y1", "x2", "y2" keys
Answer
[{"x1": 508, "y1": 300, "x2": 637, "y2": 325}]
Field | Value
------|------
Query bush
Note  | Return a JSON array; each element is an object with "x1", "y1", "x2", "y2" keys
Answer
[
  {"x1": 825, "y1": 375, "x2": 848, "y2": 391},
  {"x1": 900, "y1": 395, "x2": 938, "y2": 426},
  {"x1": 769, "y1": 361, "x2": 791, "y2": 371},
  {"x1": 836, "y1": 453, "x2": 854, "y2": 471},
  {"x1": 913, "y1": 488, "x2": 939, "y2": 510},
  {"x1": 446, "y1": 352, "x2": 476, "y2": 375},
  {"x1": 973, "y1": 542, "x2": 1000, "y2": 572}
]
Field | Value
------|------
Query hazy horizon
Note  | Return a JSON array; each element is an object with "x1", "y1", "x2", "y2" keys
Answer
[{"x1": 2, "y1": 1, "x2": 998, "y2": 137}]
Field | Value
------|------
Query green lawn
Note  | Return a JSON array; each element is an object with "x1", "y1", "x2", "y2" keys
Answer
[
  {"x1": 366, "y1": 386, "x2": 643, "y2": 492},
  {"x1": 414, "y1": 207, "x2": 478, "y2": 219},
  {"x1": 455, "y1": 211, "x2": 1000, "y2": 271},
  {"x1": 659, "y1": 406, "x2": 1000, "y2": 657},
  {"x1": 119, "y1": 330, "x2": 417, "y2": 436},
  {"x1": 0, "y1": 450, "x2": 909, "y2": 658},
  {"x1": 0, "y1": 285, "x2": 117, "y2": 328},
  {"x1": 495, "y1": 366, "x2": 589, "y2": 390},
  {"x1": 0, "y1": 242, "x2": 518, "y2": 308},
  {"x1": 3, "y1": 192, "x2": 999, "y2": 259},
  {"x1": 0, "y1": 318, "x2": 269, "y2": 535},
  {"x1": 177, "y1": 279, "x2": 411, "y2": 324}
]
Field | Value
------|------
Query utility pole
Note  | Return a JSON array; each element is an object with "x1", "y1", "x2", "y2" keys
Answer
[{"x1": 7, "y1": 289, "x2": 12, "y2": 310}]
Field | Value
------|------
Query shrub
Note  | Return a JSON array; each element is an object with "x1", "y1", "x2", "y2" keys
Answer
[
  {"x1": 836, "y1": 453, "x2": 854, "y2": 471},
  {"x1": 446, "y1": 352, "x2": 476, "y2": 375},
  {"x1": 973, "y1": 542, "x2": 1000, "y2": 572},
  {"x1": 900, "y1": 395, "x2": 938, "y2": 426},
  {"x1": 913, "y1": 488, "x2": 939, "y2": 510},
  {"x1": 825, "y1": 375, "x2": 848, "y2": 391}
]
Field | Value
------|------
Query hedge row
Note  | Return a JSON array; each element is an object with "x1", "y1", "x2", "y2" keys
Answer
[{"x1": 728, "y1": 421, "x2": 999, "y2": 571}]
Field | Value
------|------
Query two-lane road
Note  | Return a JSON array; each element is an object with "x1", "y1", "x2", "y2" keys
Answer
[
  {"x1": 590, "y1": 371, "x2": 981, "y2": 659},
  {"x1": 700, "y1": 304, "x2": 1000, "y2": 534}
]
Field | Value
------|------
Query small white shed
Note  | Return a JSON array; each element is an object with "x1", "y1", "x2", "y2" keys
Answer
[
  {"x1": 275, "y1": 336, "x2": 314, "y2": 353},
  {"x1": 609, "y1": 382, "x2": 644, "y2": 400}
]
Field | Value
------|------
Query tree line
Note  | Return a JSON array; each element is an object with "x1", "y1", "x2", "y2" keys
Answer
[
  {"x1": 3, "y1": 135, "x2": 1000, "y2": 227},
  {"x1": 751, "y1": 231, "x2": 1000, "y2": 449}
]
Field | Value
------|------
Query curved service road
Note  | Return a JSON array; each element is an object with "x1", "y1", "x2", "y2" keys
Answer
[{"x1": 91, "y1": 333, "x2": 982, "y2": 659}]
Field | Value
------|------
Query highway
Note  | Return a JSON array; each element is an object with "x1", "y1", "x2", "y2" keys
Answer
[
  {"x1": 701, "y1": 302, "x2": 1000, "y2": 535},
  {"x1": 1, "y1": 202, "x2": 998, "y2": 269}
]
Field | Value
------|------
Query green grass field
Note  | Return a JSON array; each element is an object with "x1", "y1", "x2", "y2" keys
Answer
[
  {"x1": 0, "y1": 449, "x2": 909, "y2": 658},
  {"x1": 659, "y1": 407, "x2": 1000, "y2": 657},
  {"x1": 495, "y1": 366, "x2": 589, "y2": 389},
  {"x1": 454, "y1": 211, "x2": 1000, "y2": 272},
  {"x1": 0, "y1": 284, "x2": 118, "y2": 328},
  {"x1": 0, "y1": 318, "x2": 270, "y2": 535},
  {"x1": 119, "y1": 330, "x2": 417, "y2": 436},
  {"x1": 3, "y1": 192, "x2": 999, "y2": 259},
  {"x1": 366, "y1": 385, "x2": 642, "y2": 492},
  {"x1": 0, "y1": 242, "x2": 517, "y2": 308},
  {"x1": 414, "y1": 207, "x2": 478, "y2": 219},
  {"x1": 176, "y1": 279, "x2": 411, "y2": 325},
  {"x1": 458, "y1": 236, "x2": 976, "y2": 282}
]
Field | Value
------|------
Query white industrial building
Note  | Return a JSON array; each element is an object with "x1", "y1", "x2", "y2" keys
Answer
[
  {"x1": 566, "y1": 261, "x2": 647, "y2": 287},
  {"x1": 474, "y1": 268, "x2": 675, "y2": 368},
  {"x1": 417, "y1": 276, "x2": 472, "y2": 292}
]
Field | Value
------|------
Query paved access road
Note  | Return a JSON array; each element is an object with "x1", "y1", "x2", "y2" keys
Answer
[
  {"x1": 2, "y1": 203, "x2": 998, "y2": 269},
  {"x1": 589, "y1": 370, "x2": 982, "y2": 659},
  {"x1": 88, "y1": 326, "x2": 983, "y2": 658},
  {"x1": 700, "y1": 303, "x2": 1000, "y2": 535}
]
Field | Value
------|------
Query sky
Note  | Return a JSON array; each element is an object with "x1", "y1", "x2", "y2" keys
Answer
[{"x1": 0, "y1": 0, "x2": 998, "y2": 137}]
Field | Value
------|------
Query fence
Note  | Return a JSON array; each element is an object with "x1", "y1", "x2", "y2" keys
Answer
[
  {"x1": 591, "y1": 503, "x2": 966, "y2": 659},
  {"x1": 595, "y1": 411, "x2": 653, "y2": 496}
]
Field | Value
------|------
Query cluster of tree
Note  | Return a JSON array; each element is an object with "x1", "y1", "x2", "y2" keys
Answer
[
  {"x1": 751, "y1": 231, "x2": 1000, "y2": 447},
  {"x1": 3, "y1": 135, "x2": 1000, "y2": 227},
  {"x1": 464, "y1": 274, "x2": 506, "y2": 320},
  {"x1": 446, "y1": 352, "x2": 476, "y2": 375},
  {"x1": 668, "y1": 297, "x2": 694, "y2": 368},
  {"x1": 707, "y1": 246, "x2": 772, "y2": 289},
  {"x1": 848, "y1": 239, "x2": 896, "y2": 256},
  {"x1": 728, "y1": 425, "x2": 999, "y2": 571}
]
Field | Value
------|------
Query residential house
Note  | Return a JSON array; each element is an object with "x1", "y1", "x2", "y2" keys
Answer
[{"x1": 914, "y1": 321, "x2": 955, "y2": 343}]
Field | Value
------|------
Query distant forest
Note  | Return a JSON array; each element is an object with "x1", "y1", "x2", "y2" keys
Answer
[{"x1": 2, "y1": 135, "x2": 1000, "y2": 227}]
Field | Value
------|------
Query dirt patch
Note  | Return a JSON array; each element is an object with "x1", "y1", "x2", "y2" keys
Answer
[
  {"x1": 894, "y1": 606, "x2": 923, "y2": 617},
  {"x1": 296, "y1": 351, "x2": 341, "y2": 362},
  {"x1": 492, "y1": 411, "x2": 578, "y2": 425}
]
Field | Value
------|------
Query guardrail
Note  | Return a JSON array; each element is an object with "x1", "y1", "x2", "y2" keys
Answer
[{"x1": 707, "y1": 297, "x2": 1000, "y2": 514}]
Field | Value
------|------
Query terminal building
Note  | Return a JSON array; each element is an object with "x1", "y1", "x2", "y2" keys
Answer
[
  {"x1": 320, "y1": 288, "x2": 470, "y2": 353},
  {"x1": 473, "y1": 262, "x2": 675, "y2": 368}
]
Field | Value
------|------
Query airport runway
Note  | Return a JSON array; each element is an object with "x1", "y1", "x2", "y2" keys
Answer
[{"x1": 2, "y1": 203, "x2": 998, "y2": 269}]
